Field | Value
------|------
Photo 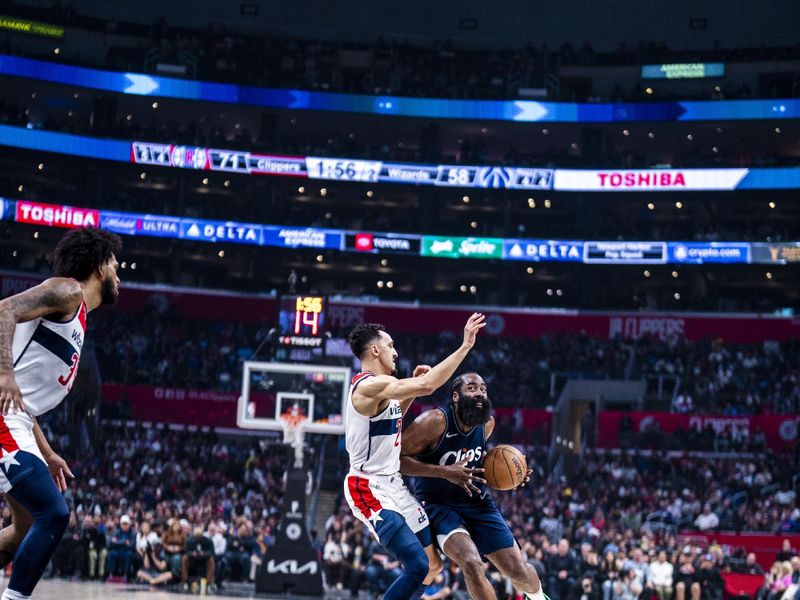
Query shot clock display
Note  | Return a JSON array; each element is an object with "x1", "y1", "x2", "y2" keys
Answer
[{"x1": 277, "y1": 296, "x2": 327, "y2": 357}]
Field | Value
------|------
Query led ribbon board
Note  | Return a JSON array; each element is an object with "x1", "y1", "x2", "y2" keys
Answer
[
  {"x1": 2, "y1": 125, "x2": 800, "y2": 192},
  {"x1": 0, "y1": 54, "x2": 797, "y2": 122},
  {"x1": 2, "y1": 198, "x2": 787, "y2": 265}
]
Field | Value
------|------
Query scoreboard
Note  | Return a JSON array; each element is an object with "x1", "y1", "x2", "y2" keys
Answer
[{"x1": 276, "y1": 295, "x2": 327, "y2": 360}]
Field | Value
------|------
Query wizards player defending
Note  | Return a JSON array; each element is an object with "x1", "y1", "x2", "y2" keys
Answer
[
  {"x1": 0, "y1": 227, "x2": 121, "y2": 600},
  {"x1": 401, "y1": 372, "x2": 545, "y2": 600},
  {"x1": 345, "y1": 314, "x2": 485, "y2": 600}
]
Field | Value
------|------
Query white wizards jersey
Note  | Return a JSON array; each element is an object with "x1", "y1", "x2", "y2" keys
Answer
[
  {"x1": 345, "y1": 371, "x2": 403, "y2": 476},
  {"x1": 11, "y1": 301, "x2": 87, "y2": 417}
]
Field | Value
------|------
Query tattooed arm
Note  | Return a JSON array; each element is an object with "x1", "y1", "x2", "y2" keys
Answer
[{"x1": 0, "y1": 277, "x2": 83, "y2": 414}]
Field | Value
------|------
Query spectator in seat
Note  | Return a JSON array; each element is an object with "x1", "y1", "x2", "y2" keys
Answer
[
  {"x1": 421, "y1": 571, "x2": 451, "y2": 600},
  {"x1": 218, "y1": 523, "x2": 252, "y2": 583},
  {"x1": 778, "y1": 539, "x2": 798, "y2": 562},
  {"x1": 323, "y1": 531, "x2": 347, "y2": 591},
  {"x1": 695, "y1": 554, "x2": 724, "y2": 600},
  {"x1": 83, "y1": 514, "x2": 108, "y2": 580},
  {"x1": 181, "y1": 526, "x2": 216, "y2": 593},
  {"x1": 52, "y1": 511, "x2": 84, "y2": 577},
  {"x1": 548, "y1": 538, "x2": 578, "y2": 600},
  {"x1": 364, "y1": 539, "x2": 402, "y2": 596},
  {"x1": 759, "y1": 560, "x2": 794, "y2": 600},
  {"x1": 743, "y1": 552, "x2": 765, "y2": 575},
  {"x1": 675, "y1": 548, "x2": 700, "y2": 600},
  {"x1": 694, "y1": 504, "x2": 720, "y2": 531},
  {"x1": 611, "y1": 568, "x2": 641, "y2": 600},
  {"x1": 576, "y1": 574, "x2": 601, "y2": 600},
  {"x1": 208, "y1": 522, "x2": 227, "y2": 585},
  {"x1": 161, "y1": 518, "x2": 187, "y2": 579},
  {"x1": 107, "y1": 515, "x2": 137, "y2": 581},
  {"x1": 649, "y1": 550, "x2": 674, "y2": 600}
]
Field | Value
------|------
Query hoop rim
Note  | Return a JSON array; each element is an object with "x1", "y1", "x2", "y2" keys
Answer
[{"x1": 279, "y1": 413, "x2": 308, "y2": 430}]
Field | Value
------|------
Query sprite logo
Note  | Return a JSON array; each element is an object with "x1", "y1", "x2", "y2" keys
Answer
[
  {"x1": 459, "y1": 239, "x2": 498, "y2": 257},
  {"x1": 422, "y1": 237, "x2": 503, "y2": 259}
]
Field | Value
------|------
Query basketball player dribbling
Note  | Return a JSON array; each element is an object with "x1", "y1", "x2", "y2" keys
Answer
[
  {"x1": 344, "y1": 313, "x2": 485, "y2": 600},
  {"x1": 401, "y1": 372, "x2": 546, "y2": 600},
  {"x1": 0, "y1": 227, "x2": 121, "y2": 600}
]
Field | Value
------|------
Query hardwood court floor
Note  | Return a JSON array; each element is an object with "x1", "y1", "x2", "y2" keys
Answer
[{"x1": 0, "y1": 578, "x2": 299, "y2": 599}]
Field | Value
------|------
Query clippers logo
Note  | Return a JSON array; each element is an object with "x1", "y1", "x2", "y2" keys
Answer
[
  {"x1": 440, "y1": 446, "x2": 484, "y2": 466},
  {"x1": 355, "y1": 234, "x2": 374, "y2": 251}
]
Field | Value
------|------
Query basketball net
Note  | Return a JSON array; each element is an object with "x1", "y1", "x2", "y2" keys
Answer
[{"x1": 279, "y1": 410, "x2": 307, "y2": 468}]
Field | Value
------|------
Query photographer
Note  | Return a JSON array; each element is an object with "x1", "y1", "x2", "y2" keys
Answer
[
  {"x1": 135, "y1": 522, "x2": 172, "y2": 588},
  {"x1": 181, "y1": 525, "x2": 216, "y2": 593}
]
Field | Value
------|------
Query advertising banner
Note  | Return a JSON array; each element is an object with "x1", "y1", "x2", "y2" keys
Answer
[
  {"x1": 553, "y1": 169, "x2": 749, "y2": 191},
  {"x1": 751, "y1": 242, "x2": 800, "y2": 264},
  {"x1": 101, "y1": 384, "x2": 275, "y2": 428},
  {"x1": 503, "y1": 239, "x2": 583, "y2": 262},
  {"x1": 421, "y1": 236, "x2": 504, "y2": 259},
  {"x1": 15, "y1": 200, "x2": 99, "y2": 228},
  {"x1": 597, "y1": 412, "x2": 797, "y2": 451},
  {"x1": 345, "y1": 232, "x2": 421, "y2": 255},
  {"x1": 327, "y1": 301, "x2": 800, "y2": 343},
  {"x1": 668, "y1": 242, "x2": 750, "y2": 264},
  {"x1": 262, "y1": 226, "x2": 343, "y2": 250}
]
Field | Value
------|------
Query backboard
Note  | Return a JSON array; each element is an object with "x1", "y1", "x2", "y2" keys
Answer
[{"x1": 237, "y1": 361, "x2": 350, "y2": 436}]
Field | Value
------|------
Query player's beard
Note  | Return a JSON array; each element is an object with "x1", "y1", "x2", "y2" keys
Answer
[
  {"x1": 455, "y1": 393, "x2": 492, "y2": 427},
  {"x1": 100, "y1": 275, "x2": 118, "y2": 305}
]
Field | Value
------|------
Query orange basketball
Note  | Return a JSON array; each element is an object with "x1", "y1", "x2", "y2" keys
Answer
[{"x1": 483, "y1": 445, "x2": 527, "y2": 490}]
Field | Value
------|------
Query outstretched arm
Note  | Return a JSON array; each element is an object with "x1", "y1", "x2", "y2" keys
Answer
[
  {"x1": 0, "y1": 278, "x2": 83, "y2": 414},
  {"x1": 352, "y1": 313, "x2": 485, "y2": 417}
]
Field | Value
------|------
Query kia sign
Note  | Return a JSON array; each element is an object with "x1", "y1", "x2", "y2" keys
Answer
[
  {"x1": 345, "y1": 232, "x2": 420, "y2": 255},
  {"x1": 553, "y1": 169, "x2": 749, "y2": 191},
  {"x1": 16, "y1": 201, "x2": 99, "y2": 228}
]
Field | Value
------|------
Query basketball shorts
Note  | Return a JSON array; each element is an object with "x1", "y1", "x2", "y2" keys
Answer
[
  {"x1": 0, "y1": 412, "x2": 47, "y2": 492},
  {"x1": 422, "y1": 499, "x2": 515, "y2": 556},
  {"x1": 344, "y1": 472, "x2": 432, "y2": 549}
]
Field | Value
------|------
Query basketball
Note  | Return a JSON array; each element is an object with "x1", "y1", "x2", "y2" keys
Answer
[{"x1": 483, "y1": 445, "x2": 527, "y2": 490}]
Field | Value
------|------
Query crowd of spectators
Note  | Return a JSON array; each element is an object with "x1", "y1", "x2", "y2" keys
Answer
[
  {"x1": 322, "y1": 446, "x2": 799, "y2": 599},
  {"x1": 4, "y1": 2, "x2": 800, "y2": 102},
  {"x1": 87, "y1": 305, "x2": 800, "y2": 418},
  {"x1": 635, "y1": 337, "x2": 800, "y2": 416},
  {"x1": 7, "y1": 413, "x2": 795, "y2": 598},
  {"x1": 24, "y1": 417, "x2": 292, "y2": 593}
]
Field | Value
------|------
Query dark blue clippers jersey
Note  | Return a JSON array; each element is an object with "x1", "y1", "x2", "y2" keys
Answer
[{"x1": 413, "y1": 403, "x2": 490, "y2": 505}]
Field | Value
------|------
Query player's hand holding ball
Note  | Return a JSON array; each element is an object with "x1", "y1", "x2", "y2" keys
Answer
[
  {"x1": 483, "y1": 445, "x2": 530, "y2": 491},
  {"x1": 442, "y1": 457, "x2": 486, "y2": 497}
]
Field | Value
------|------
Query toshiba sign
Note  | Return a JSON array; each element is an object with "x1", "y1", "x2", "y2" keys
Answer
[
  {"x1": 553, "y1": 169, "x2": 749, "y2": 191},
  {"x1": 16, "y1": 201, "x2": 99, "y2": 228}
]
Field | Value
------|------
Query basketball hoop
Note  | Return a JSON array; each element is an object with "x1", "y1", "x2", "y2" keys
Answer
[{"x1": 279, "y1": 412, "x2": 307, "y2": 468}]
